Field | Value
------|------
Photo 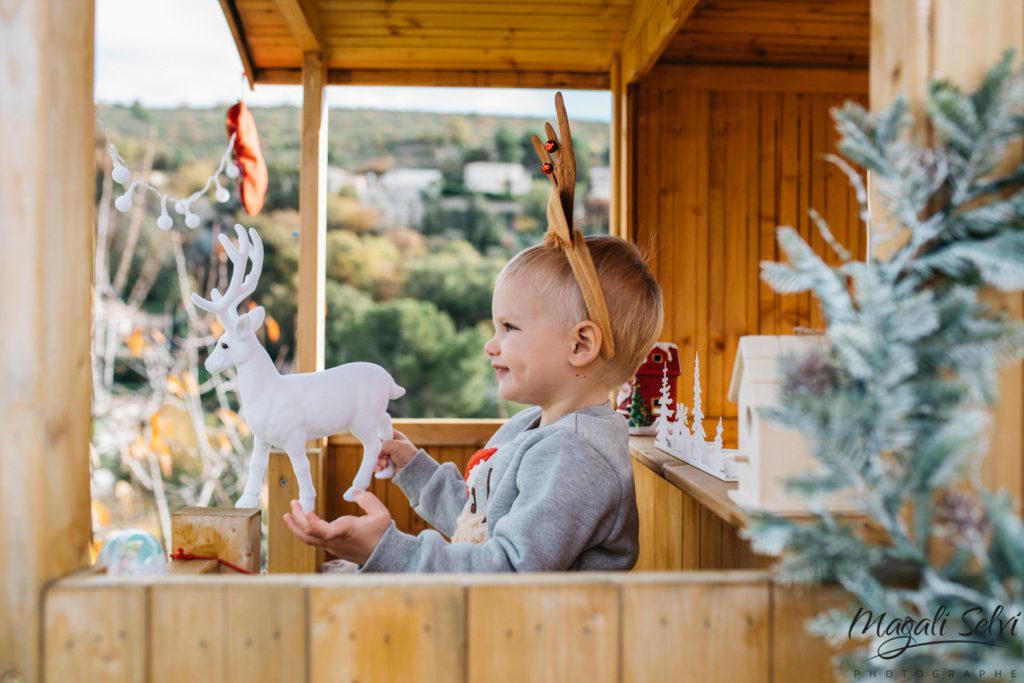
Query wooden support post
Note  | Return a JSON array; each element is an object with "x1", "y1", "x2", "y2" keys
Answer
[
  {"x1": 298, "y1": 51, "x2": 327, "y2": 375},
  {"x1": 610, "y1": 54, "x2": 625, "y2": 240},
  {"x1": 871, "y1": 0, "x2": 1024, "y2": 501},
  {"x1": 268, "y1": 449, "x2": 324, "y2": 573},
  {"x1": 1, "y1": 2, "x2": 94, "y2": 680},
  {"x1": 170, "y1": 507, "x2": 262, "y2": 573}
]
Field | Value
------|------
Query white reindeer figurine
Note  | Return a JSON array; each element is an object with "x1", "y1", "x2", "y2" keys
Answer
[{"x1": 192, "y1": 225, "x2": 405, "y2": 512}]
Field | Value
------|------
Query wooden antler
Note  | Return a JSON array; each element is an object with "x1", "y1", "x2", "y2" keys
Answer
[
  {"x1": 530, "y1": 92, "x2": 577, "y2": 246},
  {"x1": 530, "y1": 92, "x2": 616, "y2": 360},
  {"x1": 191, "y1": 224, "x2": 264, "y2": 331}
]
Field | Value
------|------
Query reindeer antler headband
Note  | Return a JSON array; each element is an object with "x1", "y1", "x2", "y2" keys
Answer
[{"x1": 531, "y1": 92, "x2": 616, "y2": 360}]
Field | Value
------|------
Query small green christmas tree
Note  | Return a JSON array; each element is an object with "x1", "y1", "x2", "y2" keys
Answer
[{"x1": 628, "y1": 384, "x2": 651, "y2": 427}]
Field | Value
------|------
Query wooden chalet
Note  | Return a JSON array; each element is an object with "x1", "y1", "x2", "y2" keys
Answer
[{"x1": 3, "y1": 0, "x2": 1023, "y2": 681}]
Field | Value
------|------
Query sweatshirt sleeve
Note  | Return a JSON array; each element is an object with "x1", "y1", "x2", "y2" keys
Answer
[
  {"x1": 391, "y1": 449, "x2": 467, "y2": 537},
  {"x1": 358, "y1": 431, "x2": 622, "y2": 573}
]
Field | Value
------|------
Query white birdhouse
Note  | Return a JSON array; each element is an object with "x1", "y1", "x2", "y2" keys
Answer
[{"x1": 726, "y1": 335, "x2": 855, "y2": 513}]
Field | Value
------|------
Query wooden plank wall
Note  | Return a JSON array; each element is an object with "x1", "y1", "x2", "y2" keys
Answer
[
  {"x1": 1, "y1": 1, "x2": 96, "y2": 680},
  {"x1": 870, "y1": 0, "x2": 1024, "y2": 502},
  {"x1": 632, "y1": 460, "x2": 770, "y2": 572},
  {"x1": 325, "y1": 420, "x2": 505, "y2": 537},
  {"x1": 44, "y1": 572, "x2": 850, "y2": 683},
  {"x1": 632, "y1": 65, "x2": 868, "y2": 444}
]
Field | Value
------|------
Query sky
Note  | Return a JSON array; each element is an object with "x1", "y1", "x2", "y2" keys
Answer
[{"x1": 94, "y1": 0, "x2": 612, "y2": 122}]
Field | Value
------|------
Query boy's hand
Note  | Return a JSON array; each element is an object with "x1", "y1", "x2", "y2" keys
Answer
[
  {"x1": 375, "y1": 428, "x2": 418, "y2": 474},
  {"x1": 282, "y1": 491, "x2": 391, "y2": 566}
]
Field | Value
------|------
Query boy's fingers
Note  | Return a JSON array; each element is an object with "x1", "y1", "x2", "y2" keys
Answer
[
  {"x1": 392, "y1": 429, "x2": 409, "y2": 442},
  {"x1": 303, "y1": 511, "x2": 337, "y2": 538},
  {"x1": 325, "y1": 516, "x2": 356, "y2": 538},
  {"x1": 283, "y1": 513, "x2": 322, "y2": 546},
  {"x1": 289, "y1": 500, "x2": 312, "y2": 533},
  {"x1": 352, "y1": 489, "x2": 389, "y2": 518}
]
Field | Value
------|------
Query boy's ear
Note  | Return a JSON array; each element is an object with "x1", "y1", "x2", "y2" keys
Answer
[{"x1": 568, "y1": 321, "x2": 603, "y2": 367}]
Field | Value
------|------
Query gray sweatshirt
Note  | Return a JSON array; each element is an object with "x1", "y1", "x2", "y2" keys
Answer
[{"x1": 357, "y1": 402, "x2": 640, "y2": 572}]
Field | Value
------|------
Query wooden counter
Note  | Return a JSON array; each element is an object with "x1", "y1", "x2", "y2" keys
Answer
[
  {"x1": 629, "y1": 436, "x2": 771, "y2": 571},
  {"x1": 629, "y1": 437, "x2": 750, "y2": 529}
]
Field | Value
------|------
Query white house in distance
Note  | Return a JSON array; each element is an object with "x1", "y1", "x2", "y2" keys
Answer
[
  {"x1": 464, "y1": 161, "x2": 533, "y2": 196},
  {"x1": 360, "y1": 168, "x2": 443, "y2": 229},
  {"x1": 588, "y1": 167, "x2": 611, "y2": 202},
  {"x1": 326, "y1": 167, "x2": 368, "y2": 196}
]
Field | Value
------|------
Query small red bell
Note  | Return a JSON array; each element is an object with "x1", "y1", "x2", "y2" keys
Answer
[
  {"x1": 544, "y1": 139, "x2": 558, "y2": 153},
  {"x1": 541, "y1": 162, "x2": 554, "y2": 175}
]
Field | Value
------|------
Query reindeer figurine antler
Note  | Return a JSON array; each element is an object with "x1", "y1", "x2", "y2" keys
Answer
[
  {"x1": 193, "y1": 225, "x2": 405, "y2": 512},
  {"x1": 530, "y1": 92, "x2": 616, "y2": 360}
]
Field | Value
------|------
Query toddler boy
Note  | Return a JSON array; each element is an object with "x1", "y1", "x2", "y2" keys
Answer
[{"x1": 285, "y1": 234, "x2": 664, "y2": 572}]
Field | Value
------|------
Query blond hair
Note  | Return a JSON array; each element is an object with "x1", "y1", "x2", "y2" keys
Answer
[{"x1": 499, "y1": 235, "x2": 664, "y2": 387}]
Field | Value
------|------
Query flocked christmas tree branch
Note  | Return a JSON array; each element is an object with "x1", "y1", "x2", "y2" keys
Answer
[{"x1": 746, "y1": 50, "x2": 1024, "y2": 673}]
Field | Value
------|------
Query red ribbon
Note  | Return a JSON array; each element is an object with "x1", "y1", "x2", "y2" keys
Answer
[{"x1": 169, "y1": 547, "x2": 253, "y2": 574}]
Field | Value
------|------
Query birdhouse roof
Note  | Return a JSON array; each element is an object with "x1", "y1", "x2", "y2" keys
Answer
[{"x1": 727, "y1": 335, "x2": 827, "y2": 403}]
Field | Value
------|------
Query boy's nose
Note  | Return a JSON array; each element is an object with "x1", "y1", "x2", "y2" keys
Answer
[{"x1": 483, "y1": 334, "x2": 499, "y2": 357}]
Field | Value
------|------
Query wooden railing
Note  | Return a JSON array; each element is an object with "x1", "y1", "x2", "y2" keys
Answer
[
  {"x1": 44, "y1": 570, "x2": 847, "y2": 682},
  {"x1": 268, "y1": 420, "x2": 504, "y2": 572},
  {"x1": 267, "y1": 421, "x2": 775, "y2": 574}
]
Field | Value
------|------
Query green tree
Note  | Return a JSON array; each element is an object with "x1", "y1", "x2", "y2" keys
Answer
[
  {"x1": 462, "y1": 194, "x2": 504, "y2": 253},
  {"x1": 328, "y1": 298, "x2": 494, "y2": 418},
  {"x1": 403, "y1": 240, "x2": 502, "y2": 329},
  {"x1": 326, "y1": 231, "x2": 404, "y2": 300},
  {"x1": 494, "y1": 125, "x2": 522, "y2": 163}
]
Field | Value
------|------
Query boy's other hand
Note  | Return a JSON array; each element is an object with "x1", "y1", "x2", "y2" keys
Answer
[
  {"x1": 283, "y1": 492, "x2": 390, "y2": 566},
  {"x1": 376, "y1": 428, "x2": 418, "y2": 473}
]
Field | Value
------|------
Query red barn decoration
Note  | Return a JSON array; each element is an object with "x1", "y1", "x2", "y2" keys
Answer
[{"x1": 616, "y1": 342, "x2": 681, "y2": 418}]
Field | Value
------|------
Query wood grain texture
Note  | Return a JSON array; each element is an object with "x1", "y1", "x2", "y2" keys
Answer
[
  {"x1": 310, "y1": 583, "x2": 464, "y2": 682},
  {"x1": 1, "y1": 1, "x2": 95, "y2": 679},
  {"x1": 268, "y1": 449, "x2": 323, "y2": 573},
  {"x1": 870, "y1": 0, "x2": 1024, "y2": 507},
  {"x1": 622, "y1": 578, "x2": 771, "y2": 683},
  {"x1": 298, "y1": 51, "x2": 327, "y2": 375},
  {"x1": 467, "y1": 583, "x2": 619, "y2": 683},
  {"x1": 622, "y1": 0, "x2": 701, "y2": 83},
  {"x1": 271, "y1": 0, "x2": 322, "y2": 51},
  {"x1": 171, "y1": 507, "x2": 262, "y2": 573},
  {"x1": 44, "y1": 586, "x2": 147, "y2": 683},
  {"x1": 255, "y1": 67, "x2": 611, "y2": 88},
  {"x1": 233, "y1": 0, "x2": 629, "y2": 76},
  {"x1": 663, "y1": 0, "x2": 869, "y2": 68},
  {"x1": 226, "y1": 583, "x2": 307, "y2": 682},
  {"x1": 44, "y1": 573, "x2": 845, "y2": 681},
  {"x1": 632, "y1": 66, "x2": 867, "y2": 431},
  {"x1": 151, "y1": 584, "x2": 226, "y2": 683}
]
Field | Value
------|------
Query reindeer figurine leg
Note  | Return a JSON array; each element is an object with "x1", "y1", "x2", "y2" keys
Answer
[
  {"x1": 374, "y1": 413, "x2": 395, "y2": 480},
  {"x1": 346, "y1": 416, "x2": 387, "y2": 502},
  {"x1": 285, "y1": 436, "x2": 317, "y2": 512},
  {"x1": 236, "y1": 435, "x2": 271, "y2": 509}
]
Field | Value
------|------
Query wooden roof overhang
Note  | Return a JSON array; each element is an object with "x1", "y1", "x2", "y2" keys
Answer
[
  {"x1": 217, "y1": 0, "x2": 714, "y2": 90},
  {"x1": 220, "y1": 0, "x2": 870, "y2": 91}
]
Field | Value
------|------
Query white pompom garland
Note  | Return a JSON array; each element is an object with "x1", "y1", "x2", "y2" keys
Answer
[{"x1": 99, "y1": 118, "x2": 237, "y2": 232}]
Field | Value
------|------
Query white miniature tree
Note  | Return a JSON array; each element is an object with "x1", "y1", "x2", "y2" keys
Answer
[
  {"x1": 714, "y1": 417, "x2": 724, "y2": 448},
  {"x1": 691, "y1": 352, "x2": 707, "y2": 458},
  {"x1": 654, "y1": 363, "x2": 673, "y2": 445}
]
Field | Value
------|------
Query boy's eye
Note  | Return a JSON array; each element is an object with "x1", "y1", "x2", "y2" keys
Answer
[{"x1": 503, "y1": 323, "x2": 517, "y2": 331}]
